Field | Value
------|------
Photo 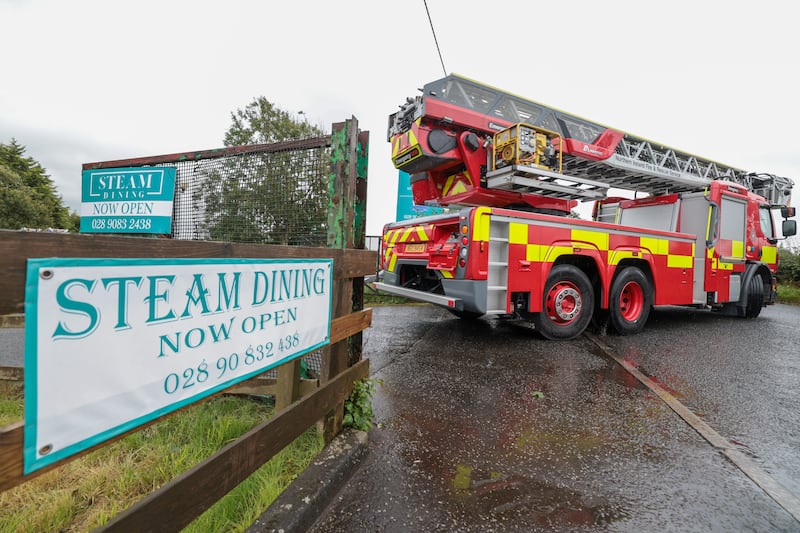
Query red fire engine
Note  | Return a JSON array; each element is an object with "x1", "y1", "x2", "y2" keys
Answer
[{"x1": 375, "y1": 74, "x2": 797, "y2": 340}]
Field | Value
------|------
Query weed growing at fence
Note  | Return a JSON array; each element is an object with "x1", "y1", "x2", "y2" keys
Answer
[
  {"x1": 343, "y1": 378, "x2": 382, "y2": 432},
  {"x1": 0, "y1": 394, "x2": 323, "y2": 532},
  {"x1": 0, "y1": 381, "x2": 22, "y2": 426}
]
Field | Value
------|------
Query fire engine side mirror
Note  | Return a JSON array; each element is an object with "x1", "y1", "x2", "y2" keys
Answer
[{"x1": 783, "y1": 219, "x2": 797, "y2": 237}]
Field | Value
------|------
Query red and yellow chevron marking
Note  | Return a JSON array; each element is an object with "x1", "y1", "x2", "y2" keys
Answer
[
  {"x1": 442, "y1": 172, "x2": 472, "y2": 197},
  {"x1": 391, "y1": 120, "x2": 420, "y2": 158},
  {"x1": 382, "y1": 224, "x2": 433, "y2": 273},
  {"x1": 391, "y1": 120, "x2": 425, "y2": 169}
]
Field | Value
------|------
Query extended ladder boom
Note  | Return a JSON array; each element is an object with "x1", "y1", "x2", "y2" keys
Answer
[
  {"x1": 561, "y1": 132, "x2": 793, "y2": 204},
  {"x1": 389, "y1": 74, "x2": 794, "y2": 207}
]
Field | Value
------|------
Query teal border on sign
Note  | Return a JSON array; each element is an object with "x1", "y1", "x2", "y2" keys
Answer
[
  {"x1": 80, "y1": 167, "x2": 176, "y2": 234},
  {"x1": 23, "y1": 257, "x2": 334, "y2": 474}
]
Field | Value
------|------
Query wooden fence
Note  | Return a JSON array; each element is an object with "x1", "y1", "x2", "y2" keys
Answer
[{"x1": 0, "y1": 231, "x2": 376, "y2": 530}]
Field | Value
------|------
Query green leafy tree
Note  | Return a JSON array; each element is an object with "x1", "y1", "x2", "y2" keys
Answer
[
  {"x1": 0, "y1": 139, "x2": 79, "y2": 231},
  {"x1": 199, "y1": 98, "x2": 329, "y2": 245},
  {"x1": 223, "y1": 98, "x2": 322, "y2": 145}
]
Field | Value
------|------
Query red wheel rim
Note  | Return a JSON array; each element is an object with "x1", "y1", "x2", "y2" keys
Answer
[
  {"x1": 618, "y1": 281, "x2": 644, "y2": 321},
  {"x1": 545, "y1": 281, "x2": 582, "y2": 325}
]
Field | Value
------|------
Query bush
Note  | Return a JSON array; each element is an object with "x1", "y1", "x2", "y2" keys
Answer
[{"x1": 778, "y1": 248, "x2": 800, "y2": 285}]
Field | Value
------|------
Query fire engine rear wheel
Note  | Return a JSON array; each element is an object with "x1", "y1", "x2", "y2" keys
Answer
[
  {"x1": 744, "y1": 274, "x2": 764, "y2": 318},
  {"x1": 533, "y1": 264, "x2": 594, "y2": 340},
  {"x1": 609, "y1": 267, "x2": 652, "y2": 335}
]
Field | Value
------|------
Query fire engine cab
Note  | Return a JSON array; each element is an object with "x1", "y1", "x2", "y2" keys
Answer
[{"x1": 375, "y1": 74, "x2": 797, "y2": 340}]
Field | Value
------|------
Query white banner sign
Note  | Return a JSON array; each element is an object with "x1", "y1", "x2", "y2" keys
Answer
[{"x1": 24, "y1": 258, "x2": 332, "y2": 473}]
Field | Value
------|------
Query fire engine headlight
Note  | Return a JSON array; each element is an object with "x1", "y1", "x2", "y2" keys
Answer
[{"x1": 460, "y1": 247, "x2": 468, "y2": 258}]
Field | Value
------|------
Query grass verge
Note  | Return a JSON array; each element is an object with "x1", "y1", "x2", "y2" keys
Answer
[
  {"x1": 0, "y1": 386, "x2": 323, "y2": 532},
  {"x1": 364, "y1": 289, "x2": 411, "y2": 306},
  {"x1": 778, "y1": 283, "x2": 800, "y2": 305}
]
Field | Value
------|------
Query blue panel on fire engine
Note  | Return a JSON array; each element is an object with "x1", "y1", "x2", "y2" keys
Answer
[{"x1": 395, "y1": 171, "x2": 445, "y2": 221}]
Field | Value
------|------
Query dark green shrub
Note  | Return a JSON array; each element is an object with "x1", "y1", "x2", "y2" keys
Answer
[{"x1": 778, "y1": 248, "x2": 800, "y2": 285}]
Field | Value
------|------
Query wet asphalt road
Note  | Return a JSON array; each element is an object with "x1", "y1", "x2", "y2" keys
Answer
[{"x1": 311, "y1": 304, "x2": 800, "y2": 532}]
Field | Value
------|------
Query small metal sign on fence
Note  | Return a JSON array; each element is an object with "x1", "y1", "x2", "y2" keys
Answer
[
  {"x1": 23, "y1": 257, "x2": 332, "y2": 473},
  {"x1": 79, "y1": 167, "x2": 176, "y2": 234}
]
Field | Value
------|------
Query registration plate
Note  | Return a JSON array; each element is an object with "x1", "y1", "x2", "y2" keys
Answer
[{"x1": 405, "y1": 243, "x2": 426, "y2": 253}]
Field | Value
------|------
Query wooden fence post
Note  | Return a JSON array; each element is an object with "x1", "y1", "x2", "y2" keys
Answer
[
  {"x1": 350, "y1": 130, "x2": 370, "y2": 366},
  {"x1": 322, "y1": 117, "x2": 361, "y2": 442},
  {"x1": 274, "y1": 360, "x2": 301, "y2": 411}
]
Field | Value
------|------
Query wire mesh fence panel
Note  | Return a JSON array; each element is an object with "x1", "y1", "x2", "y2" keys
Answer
[
  {"x1": 87, "y1": 137, "x2": 332, "y2": 244},
  {"x1": 175, "y1": 139, "x2": 331, "y2": 244}
]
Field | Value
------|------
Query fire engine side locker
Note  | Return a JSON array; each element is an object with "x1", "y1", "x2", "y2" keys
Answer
[
  {"x1": 677, "y1": 193, "x2": 712, "y2": 304},
  {"x1": 486, "y1": 218, "x2": 510, "y2": 314}
]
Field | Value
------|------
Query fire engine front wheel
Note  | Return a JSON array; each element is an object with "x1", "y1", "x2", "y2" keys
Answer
[
  {"x1": 533, "y1": 264, "x2": 594, "y2": 340},
  {"x1": 609, "y1": 267, "x2": 652, "y2": 335},
  {"x1": 744, "y1": 274, "x2": 764, "y2": 318}
]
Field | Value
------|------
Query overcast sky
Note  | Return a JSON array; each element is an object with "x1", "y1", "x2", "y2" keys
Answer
[{"x1": 1, "y1": 0, "x2": 798, "y2": 237}]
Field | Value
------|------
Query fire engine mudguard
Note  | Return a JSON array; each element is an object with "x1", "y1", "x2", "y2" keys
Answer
[
  {"x1": 608, "y1": 267, "x2": 653, "y2": 335},
  {"x1": 744, "y1": 275, "x2": 765, "y2": 318},
  {"x1": 533, "y1": 264, "x2": 594, "y2": 340},
  {"x1": 722, "y1": 263, "x2": 770, "y2": 318},
  {"x1": 739, "y1": 264, "x2": 770, "y2": 318}
]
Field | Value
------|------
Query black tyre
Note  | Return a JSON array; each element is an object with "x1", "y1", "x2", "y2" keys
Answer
[
  {"x1": 608, "y1": 267, "x2": 652, "y2": 335},
  {"x1": 533, "y1": 264, "x2": 594, "y2": 340},
  {"x1": 744, "y1": 274, "x2": 764, "y2": 318}
]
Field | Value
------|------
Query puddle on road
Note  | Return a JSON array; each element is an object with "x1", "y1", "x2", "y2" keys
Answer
[
  {"x1": 447, "y1": 463, "x2": 629, "y2": 528},
  {"x1": 514, "y1": 427, "x2": 604, "y2": 458},
  {"x1": 588, "y1": 343, "x2": 687, "y2": 399},
  {"x1": 382, "y1": 404, "x2": 640, "y2": 530},
  {"x1": 593, "y1": 355, "x2": 649, "y2": 392},
  {"x1": 369, "y1": 327, "x2": 706, "y2": 530}
]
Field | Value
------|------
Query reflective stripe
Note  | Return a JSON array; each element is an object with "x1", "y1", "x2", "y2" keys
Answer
[
  {"x1": 640, "y1": 237, "x2": 669, "y2": 256},
  {"x1": 541, "y1": 245, "x2": 573, "y2": 263},
  {"x1": 609, "y1": 250, "x2": 641, "y2": 266},
  {"x1": 391, "y1": 127, "x2": 419, "y2": 158},
  {"x1": 442, "y1": 174, "x2": 470, "y2": 197},
  {"x1": 572, "y1": 229, "x2": 609, "y2": 250},
  {"x1": 387, "y1": 250, "x2": 398, "y2": 272},
  {"x1": 667, "y1": 255, "x2": 693, "y2": 269},
  {"x1": 731, "y1": 240, "x2": 744, "y2": 258},
  {"x1": 509, "y1": 223, "x2": 528, "y2": 244},
  {"x1": 762, "y1": 246, "x2": 777, "y2": 264},
  {"x1": 472, "y1": 207, "x2": 492, "y2": 241},
  {"x1": 389, "y1": 229, "x2": 402, "y2": 245},
  {"x1": 526, "y1": 244, "x2": 544, "y2": 262}
]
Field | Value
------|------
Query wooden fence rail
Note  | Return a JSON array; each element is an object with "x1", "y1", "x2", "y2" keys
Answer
[
  {"x1": 0, "y1": 230, "x2": 376, "y2": 530},
  {"x1": 0, "y1": 231, "x2": 375, "y2": 316}
]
